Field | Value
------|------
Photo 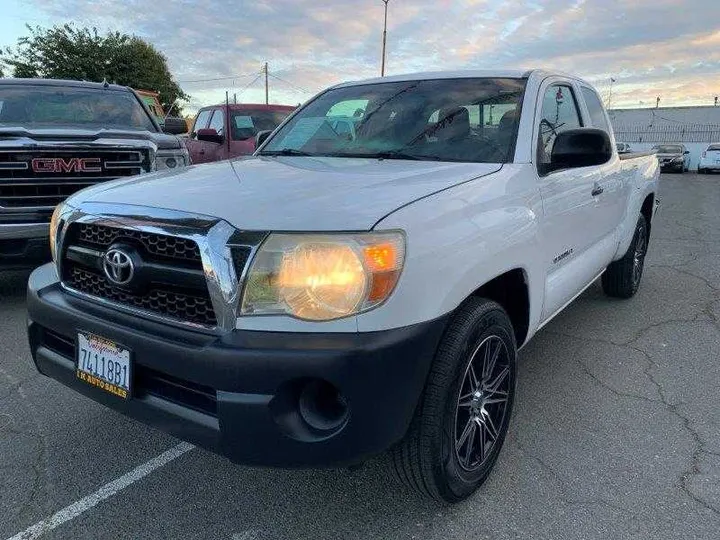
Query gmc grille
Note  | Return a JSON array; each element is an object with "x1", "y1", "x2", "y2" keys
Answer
[
  {"x1": 61, "y1": 222, "x2": 217, "y2": 327},
  {"x1": 0, "y1": 149, "x2": 149, "y2": 210}
]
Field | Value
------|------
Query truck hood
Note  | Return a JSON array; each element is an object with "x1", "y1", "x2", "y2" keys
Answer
[
  {"x1": 0, "y1": 127, "x2": 181, "y2": 149},
  {"x1": 655, "y1": 152, "x2": 683, "y2": 159},
  {"x1": 72, "y1": 156, "x2": 502, "y2": 231}
]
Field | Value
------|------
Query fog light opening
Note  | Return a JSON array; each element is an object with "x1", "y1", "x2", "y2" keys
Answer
[{"x1": 298, "y1": 380, "x2": 349, "y2": 432}]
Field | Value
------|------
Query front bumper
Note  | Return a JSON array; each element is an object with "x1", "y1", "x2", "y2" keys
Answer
[
  {"x1": 659, "y1": 160, "x2": 684, "y2": 171},
  {"x1": 27, "y1": 264, "x2": 447, "y2": 467},
  {"x1": 699, "y1": 162, "x2": 720, "y2": 171},
  {"x1": 0, "y1": 222, "x2": 50, "y2": 269}
]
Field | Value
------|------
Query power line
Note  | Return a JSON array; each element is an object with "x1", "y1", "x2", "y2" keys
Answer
[
  {"x1": 232, "y1": 73, "x2": 263, "y2": 100},
  {"x1": 267, "y1": 73, "x2": 311, "y2": 94},
  {"x1": 177, "y1": 72, "x2": 259, "y2": 84}
]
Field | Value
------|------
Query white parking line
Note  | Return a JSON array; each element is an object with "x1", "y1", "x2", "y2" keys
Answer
[{"x1": 5, "y1": 442, "x2": 195, "y2": 540}]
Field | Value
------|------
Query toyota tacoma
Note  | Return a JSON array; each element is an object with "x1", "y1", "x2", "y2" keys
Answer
[
  {"x1": 0, "y1": 78, "x2": 189, "y2": 269},
  {"x1": 27, "y1": 70, "x2": 659, "y2": 502}
]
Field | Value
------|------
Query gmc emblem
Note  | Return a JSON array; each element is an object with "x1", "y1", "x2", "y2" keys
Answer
[{"x1": 31, "y1": 157, "x2": 102, "y2": 174}]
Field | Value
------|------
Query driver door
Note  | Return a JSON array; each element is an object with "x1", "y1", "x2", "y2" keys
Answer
[{"x1": 537, "y1": 81, "x2": 607, "y2": 320}]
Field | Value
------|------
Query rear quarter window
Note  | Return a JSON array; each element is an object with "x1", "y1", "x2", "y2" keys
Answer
[{"x1": 580, "y1": 86, "x2": 611, "y2": 133}]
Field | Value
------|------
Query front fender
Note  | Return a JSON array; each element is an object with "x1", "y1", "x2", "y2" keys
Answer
[{"x1": 358, "y1": 165, "x2": 545, "y2": 334}]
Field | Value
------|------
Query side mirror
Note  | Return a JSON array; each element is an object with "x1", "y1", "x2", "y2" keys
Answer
[
  {"x1": 255, "y1": 130, "x2": 273, "y2": 148},
  {"x1": 547, "y1": 128, "x2": 612, "y2": 173},
  {"x1": 684, "y1": 150, "x2": 690, "y2": 155},
  {"x1": 196, "y1": 128, "x2": 224, "y2": 144},
  {"x1": 161, "y1": 117, "x2": 188, "y2": 135}
]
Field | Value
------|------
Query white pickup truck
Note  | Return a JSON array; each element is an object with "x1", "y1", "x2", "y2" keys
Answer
[{"x1": 27, "y1": 69, "x2": 659, "y2": 503}]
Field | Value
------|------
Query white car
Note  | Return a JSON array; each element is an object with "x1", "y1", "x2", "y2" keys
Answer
[
  {"x1": 616, "y1": 142, "x2": 632, "y2": 154},
  {"x1": 698, "y1": 143, "x2": 720, "y2": 174},
  {"x1": 28, "y1": 69, "x2": 659, "y2": 503}
]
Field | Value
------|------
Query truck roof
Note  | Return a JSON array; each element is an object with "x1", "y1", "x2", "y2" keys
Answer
[
  {"x1": 334, "y1": 69, "x2": 589, "y2": 88},
  {"x1": 0, "y1": 78, "x2": 130, "y2": 92},
  {"x1": 200, "y1": 103, "x2": 297, "y2": 111}
]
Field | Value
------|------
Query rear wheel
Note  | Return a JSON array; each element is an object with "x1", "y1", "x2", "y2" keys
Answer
[
  {"x1": 391, "y1": 298, "x2": 516, "y2": 502},
  {"x1": 602, "y1": 214, "x2": 648, "y2": 298}
]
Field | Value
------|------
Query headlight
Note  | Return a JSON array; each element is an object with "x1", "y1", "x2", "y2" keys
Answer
[
  {"x1": 154, "y1": 148, "x2": 190, "y2": 170},
  {"x1": 49, "y1": 202, "x2": 65, "y2": 263},
  {"x1": 241, "y1": 232, "x2": 405, "y2": 321},
  {"x1": 672, "y1": 156, "x2": 684, "y2": 162}
]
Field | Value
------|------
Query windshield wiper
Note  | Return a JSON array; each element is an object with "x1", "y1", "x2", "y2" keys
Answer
[
  {"x1": 258, "y1": 148, "x2": 312, "y2": 157},
  {"x1": 370, "y1": 150, "x2": 444, "y2": 161}
]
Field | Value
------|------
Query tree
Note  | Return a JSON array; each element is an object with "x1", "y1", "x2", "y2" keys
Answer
[{"x1": 0, "y1": 24, "x2": 188, "y2": 113}]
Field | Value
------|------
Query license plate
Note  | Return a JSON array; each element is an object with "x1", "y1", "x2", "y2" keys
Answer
[{"x1": 76, "y1": 332, "x2": 132, "y2": 399}]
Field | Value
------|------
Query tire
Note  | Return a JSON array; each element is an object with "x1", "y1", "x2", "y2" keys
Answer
[
  {"x1": 602, "y1": 214, "x2": 648, "y2": 298},
  {"x1": 391, "y1": 298, "x2": 517, "y2": 503}
]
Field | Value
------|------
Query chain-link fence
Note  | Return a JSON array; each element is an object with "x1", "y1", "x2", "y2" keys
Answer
[{"x1": 613, "y1": 123, "x2": 720, "y2": 144}]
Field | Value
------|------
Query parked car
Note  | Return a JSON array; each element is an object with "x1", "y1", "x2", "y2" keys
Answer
[
  {"x1": 616, "y1": 142, "x2": 632, "y2": 154},
  {"x1": 0, "y1": 78, "x2": 189, "y2": 270},
  {"x1": 185, "y1": 103, "x2": 295, "y2": 164},
  {"x1": 698, "y1": 143, "x2": 720, "y2": 174},
  {"x1": 651, "y1": 143, "x2": 690, "y2": 173},
  {"x1": 28, "y1": 69, "x2": 659, "y2": 502}
]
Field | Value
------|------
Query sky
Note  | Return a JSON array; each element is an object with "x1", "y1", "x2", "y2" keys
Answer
[{"x1": 1, "y1": 0, "x2": 719, "y2": 113}]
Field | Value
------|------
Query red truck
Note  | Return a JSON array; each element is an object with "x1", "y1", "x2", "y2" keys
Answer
[{"x1": 186, "y1": 103, "x2": 295, "y2": 163}]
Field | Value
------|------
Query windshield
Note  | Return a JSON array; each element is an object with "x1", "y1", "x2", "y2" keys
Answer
[
  {"x1": 259, "y1": 78, "x2": 526, "y2": 163},
  {"x1": 231, "y1": 109, "x2": 293, "y2": 140},
  {"x1": 653, "y1": 145, "x2": 683, "y2": 153},
  {"x1": 0, "y1": 86, "x2": 156, "y2": 131},
  {"x1": 707, "y1": 144, "x2": 720, "y2": 152}
]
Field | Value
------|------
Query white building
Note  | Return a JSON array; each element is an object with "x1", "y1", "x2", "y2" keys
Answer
[{"x1": 608, "y1": 106, "x2": 720, "y2": 170}]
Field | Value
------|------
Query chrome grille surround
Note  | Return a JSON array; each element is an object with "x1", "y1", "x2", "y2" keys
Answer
[{"x1": 56, "y1": 202, "x2": 264, "y2": 334}]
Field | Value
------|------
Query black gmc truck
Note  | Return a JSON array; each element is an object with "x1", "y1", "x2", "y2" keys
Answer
[{"x1": 0, "y1": 78, "x2": 188, "y2": 269}]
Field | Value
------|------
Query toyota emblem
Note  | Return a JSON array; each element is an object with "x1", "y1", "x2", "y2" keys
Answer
[{"x1": 103, "y1": 248, "x2": 135, "y2": 286}]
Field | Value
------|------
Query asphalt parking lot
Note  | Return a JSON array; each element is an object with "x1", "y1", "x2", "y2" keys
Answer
[{"x1": 1, "y1": 173, "x2": 719, "y2": 540}]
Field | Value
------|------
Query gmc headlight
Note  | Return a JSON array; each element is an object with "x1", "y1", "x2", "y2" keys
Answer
[
  {"x1": 241, "y1": 232, "x2": 405, "y2": 321},
  {"x1": 155, "y1": 148, "x2": 190, "y2": 170}
]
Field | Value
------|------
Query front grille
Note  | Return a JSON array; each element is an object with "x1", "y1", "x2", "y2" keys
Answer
[
  {"x1": 61, "y1": 222, "x2": 216, "y2": 327},
  {"x1": 65, "y1": 266, "x2": 216, "y2": 326},
  {"x1": 0, "y1": 149, "x2": 149, "y2": 209},
  {"x1": 76, "y1": 223, "x2": 201, "y2": 263}
]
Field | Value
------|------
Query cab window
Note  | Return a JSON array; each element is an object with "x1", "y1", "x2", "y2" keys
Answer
[
  {"x1": 581, "y1": 86, "x2": 610, "y2": 133},
  {"x1": 208, "y1": 109, "x2": 225, "y2": 136},
  {"x1": 537, "y1": 84, "x2": 583, "y2": 169},
  {"x1": 192, "y1": 110, "x2": 212, "y2": 135}
]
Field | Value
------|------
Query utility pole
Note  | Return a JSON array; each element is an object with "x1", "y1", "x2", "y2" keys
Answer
[
  {"x1": 380, "y1": 0, "x2": 390, "y2": 76},
  {"x1": 264, "y1": 62, "x2": 269, "y2": 105},
  {"x1": 607, "y1": 77, "x2": 615, "y2": 109},
  {"x1": 656, "y1": 96, "x2": 661, "y2": 109}
]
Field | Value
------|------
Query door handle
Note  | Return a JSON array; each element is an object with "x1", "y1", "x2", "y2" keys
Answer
[{"x1": 591, "y1": 185, "x2": 604, "y2": 197}]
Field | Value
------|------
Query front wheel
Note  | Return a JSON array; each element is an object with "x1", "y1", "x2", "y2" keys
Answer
[
  {"x1": 602, "y1": 214, "x2": 648, "y2": 298},
  {"x1": 391, "y1": 298, "x2": 516, "y2": 502}
]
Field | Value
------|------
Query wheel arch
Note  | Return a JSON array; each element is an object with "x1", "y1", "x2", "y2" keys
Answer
[
  {"x1": 640, "y1": 192, "x2": 655, "y2": 238},
  {"x1": 466, "y1": 268, "x2": 530, "y2": 347}
]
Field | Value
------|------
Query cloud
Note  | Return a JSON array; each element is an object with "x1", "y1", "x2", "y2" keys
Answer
[{"x1": 14, "y1": 0, "x2": 720, "y2": 110}]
